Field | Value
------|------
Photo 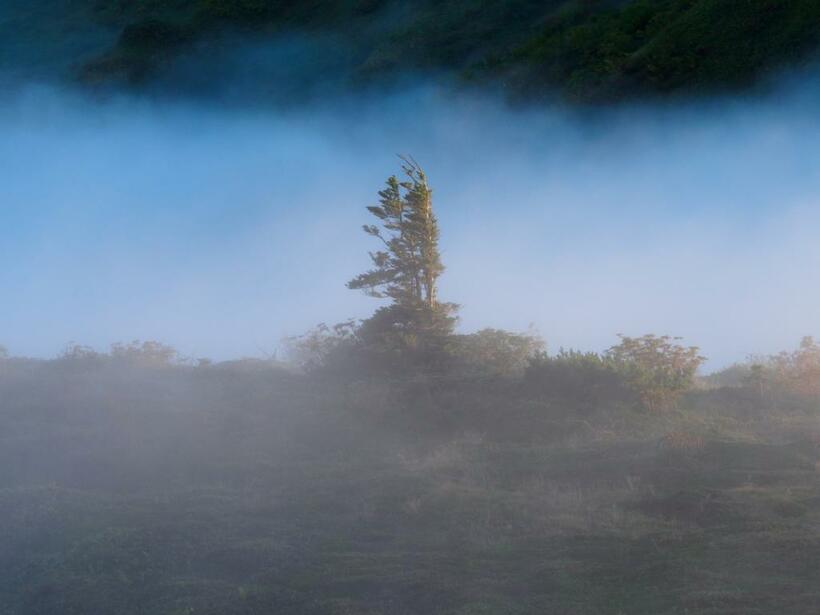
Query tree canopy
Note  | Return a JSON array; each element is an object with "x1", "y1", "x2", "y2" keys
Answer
[{"x1": 348, "y1": 157, "x2": 457, "y2": 360}]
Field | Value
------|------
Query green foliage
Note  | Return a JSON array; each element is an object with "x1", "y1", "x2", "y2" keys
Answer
[
  {"x1": 356, "y1": 304, "x2": 456, "y2": 372},
  {"x1": 110, "y1": 340, "x2": 179, "y2": 367},
  {"x1": 524, "y1": 348, "x2": 635, "y2": 413},
  {"x1": 495, "y1": 0, "x2": 820, "y2": 102},
  {"x1": 285, "y1": 322, "x2": 542, "y2": 387},
  {"x1": 283, "y1": 319, "x2": 362, "y2": 373},
  {"x1": 767, "y1": 336, "x2": 820, "y2": 397},
  {"x1": 70, "y1": 0, "x2": 820, "y2": 102},
  {"x1": 52, "y1": 340, "x2": 181, "y2": 371},
  {"x1": 684, "y1": 337, "x2": 820, "y2": 418},
  {"x1": 700, "y1": 362, "x2": 754, "y2": 389},
  {"x1": 348, "y1": 158, "x2": 445, "y2": 308},
  {"x1": 735, "y1": 336, "x2": 820, "y2": 407},
  {"x1": 348, "y1": 158, "x2": 458, "y2": 365},
  {"x1": 57, "y1": 342, "x2": 105, "y2": 370},
  {"x1": 523, "y1": 337, "x2": 706, "y2": 416},
  {"x1": 450, "y1": 328, "x2": 544, "y2": 379},
  {"x1": 607, "y1": 334, "x2": 705, "y2": 411}
]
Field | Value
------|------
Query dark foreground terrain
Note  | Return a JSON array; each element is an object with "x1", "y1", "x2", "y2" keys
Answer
[{"x1": 2, "y1": 354, "x2": 820, "y2": 614}]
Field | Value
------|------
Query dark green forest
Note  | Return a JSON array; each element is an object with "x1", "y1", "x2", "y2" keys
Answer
[{"x1": 4, "y1": 0, "x2": 820, "y2": 103}]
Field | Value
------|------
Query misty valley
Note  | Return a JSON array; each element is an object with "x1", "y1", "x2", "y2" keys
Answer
[{"x1": 4, "y1": 1, "x2": 820, "y2": 613}]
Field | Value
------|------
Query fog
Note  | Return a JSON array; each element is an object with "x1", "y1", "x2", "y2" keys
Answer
[{"x1": 2, "y1": 78, "x2": 820, "y2": 368}]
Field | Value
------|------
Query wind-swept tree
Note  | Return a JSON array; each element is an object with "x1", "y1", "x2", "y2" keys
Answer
[{"x1": 348, "y1": 157, "x2": 457, "y2": 361}]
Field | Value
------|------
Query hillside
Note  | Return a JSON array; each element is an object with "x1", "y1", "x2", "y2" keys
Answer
[{"x1": 3, "y1": 0, "x2": 820, "y2": 103}]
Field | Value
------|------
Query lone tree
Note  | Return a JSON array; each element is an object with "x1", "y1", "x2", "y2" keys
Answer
[{"x1": 348, "y1": 157, "x2": 457, "y2": 363}]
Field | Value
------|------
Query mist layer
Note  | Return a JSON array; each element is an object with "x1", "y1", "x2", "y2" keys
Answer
[{"x1": 2, "y1": 83, "x2": 819, "y2": 366}]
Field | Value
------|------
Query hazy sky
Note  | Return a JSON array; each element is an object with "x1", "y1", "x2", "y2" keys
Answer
[{"x1": 2, "y1": 82, "x2": 820, "y2": 368}]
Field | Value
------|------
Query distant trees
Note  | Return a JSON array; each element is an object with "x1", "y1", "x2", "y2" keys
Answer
[
  {"x1": 59, "y1": 343, "x2": 102, "y2": 365},
  {"x1": 741, "y1": 336, "x2": 820, "y2": 402},
  {"x1": 693, "y1": 335, "x2": 820, "y2": 406},
  {"x1": 768, "y1": 336, "x2": 820, "y2": 398},
  {"x1": 110, "y1": 340, "x2": 179, "y2": 367},
  {"x1": 284, "y1": 320, "x2": 360, "y2": 373},
  {"x1": 55, "y1": 340, "x2": 181, "y2": 369},
  {"x1": 347, "y1": 157, "x2": 457, "y2": 366}
]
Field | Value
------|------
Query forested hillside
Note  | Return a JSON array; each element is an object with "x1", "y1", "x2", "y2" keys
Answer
[{"x1": 3, "y1": 0, "x2": 820, "y2": 103}]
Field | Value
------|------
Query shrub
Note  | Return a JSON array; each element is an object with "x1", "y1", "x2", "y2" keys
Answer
[
  {"x1": 450, "y1": 328, "x2": 544, "y2": 379},
  {"x1": 59, "y1": 343, "x2": 102, "y2": 361},
  {"x1": 110, "y1": 340, "x2": 179, "y2": 367},
  {"x1": 700, "y1": 363, "x2": 753, "y2": 389},
  {"x1": 766, "y1": 336, "x2": 820, "y2": 400},
  {"x1": 607, "y1": 334, "x2": 705, "y2": 412},
  {"x1": 54, "y1": 343, "x2": 105, "y2": 372},
  {"x1": 523, "y1": 349, "x2": 634, "y2": 413},
  {"x1": 283, "y1": 320, "x2": 363, "y2": 374}
]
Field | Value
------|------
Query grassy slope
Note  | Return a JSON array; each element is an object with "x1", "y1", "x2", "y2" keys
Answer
[{"x1": 3, "y1": 359, "x2": 820, "y2": 614}]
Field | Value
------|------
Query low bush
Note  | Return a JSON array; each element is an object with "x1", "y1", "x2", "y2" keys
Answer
[
  {"x1": 607, "y1": 334, "x2": 705, "y2": 412},
  {"x1": 523, "y1": 349, "x2": 634, "y2": 414},
  {"x1": 449, "y1": 328, "x2": 543, "y2": 379},
  {"x1": 767, "y1": 336, "x2": 820, "y2": 399}
]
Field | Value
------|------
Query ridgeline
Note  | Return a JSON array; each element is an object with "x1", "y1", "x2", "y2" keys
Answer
[{"x1": 3, "y1": 0, "x2": 820, "y2": 104}]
